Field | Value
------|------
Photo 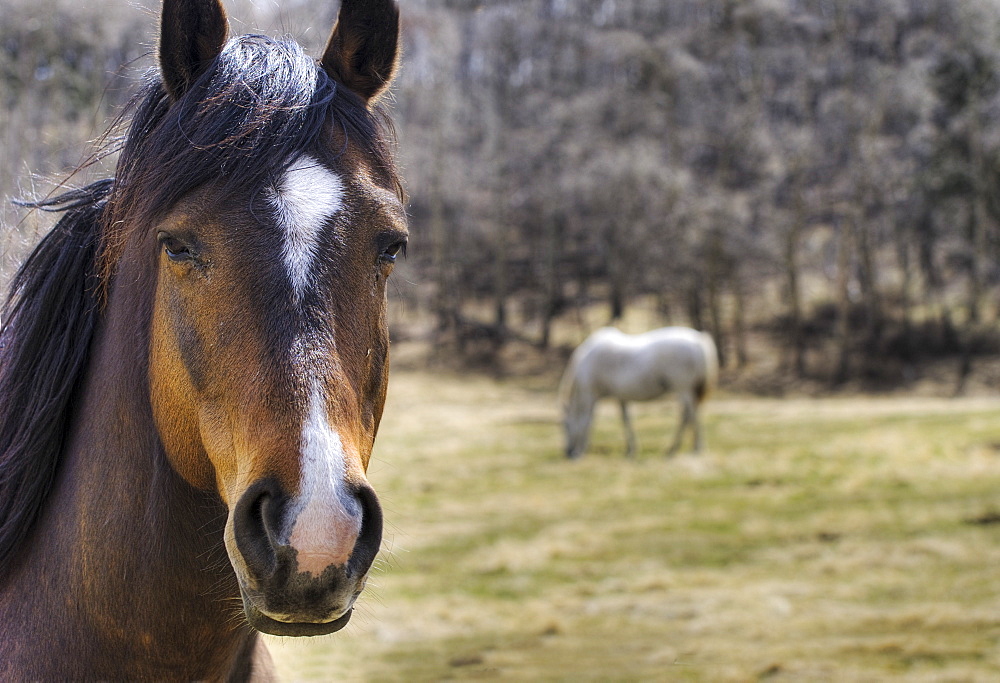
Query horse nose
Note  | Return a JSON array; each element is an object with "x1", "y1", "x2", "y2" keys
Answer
[
  {"x1": 286, "y1": 479, "x2": 382, "y2": 577},
  {"x1": 231, "y1": 478, "x2": 383, "y2": 585},
  {"x1": 232, "y1": 478, "x2": 285, "y2": 584},
  {"x1": 342, "y1": 483, "x2": 382, "y2": 576}
]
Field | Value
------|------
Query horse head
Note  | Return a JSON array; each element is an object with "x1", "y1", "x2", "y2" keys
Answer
[{"x1": 136, "y1": 0, "x2": 404, "y2": 636}]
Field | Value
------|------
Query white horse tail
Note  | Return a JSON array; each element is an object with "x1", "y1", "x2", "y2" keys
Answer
[{"x1": 696, "y1": 331, "x2": 719, "y2": 404}]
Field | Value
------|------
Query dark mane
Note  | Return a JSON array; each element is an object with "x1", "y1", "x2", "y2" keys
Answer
[
  {"x1": 0, "y1": 182, "x2": 108, "y2": 577},
  {"x1": 0, "y1": 33, "x2": 401, "y2": 577}
]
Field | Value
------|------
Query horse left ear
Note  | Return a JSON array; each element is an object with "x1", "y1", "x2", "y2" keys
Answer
[
  {"x1": 159, "y1": 0, "x2": 229, "y2": 102},
  {"x1": 321, "y1": 0, "x2": 400, "y2": 105}
]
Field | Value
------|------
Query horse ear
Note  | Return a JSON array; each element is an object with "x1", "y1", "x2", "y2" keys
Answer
[
  {"x1": 321, "y1": 0, "x2": 400, "y2": 105},
  {"x1": 159, "y1": 0, "x2": 229, "y2": 101}
]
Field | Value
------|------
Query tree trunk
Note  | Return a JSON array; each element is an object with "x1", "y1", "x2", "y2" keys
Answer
[
  {"x1": 484, "y1": 78, "x2": 508, "y2": 350},
  {"x1": 834, "y1": 216, "x2": 853, "y2": 384},
  {"x1": 784, "y1": 219, "x2": 806, "y2": 377},
  {"x1": 687, "y1": 277, "x2": 704, "y2": 332},
  {"x1": 429, "y1": 148, "x2": 451, "y2": 341},
  {"x1": 538, "y1": 213, "x2": 560, "y2": 349},
  {"x1": 852, "y1": 212, "x2": 883, "y2": 356},
  {"x1": 606, "y1": 222, "x2": 626, "y2": 323},
  {"x1": 732, "y1": 268, "x2": 749, "y2": 367},
  {"x1": 895, "y1": 235, "x2": 914, "y2": 356},
  {"x1": 967, "y1": 196, "x2": 985, "y2": 324},
  {"x1": 706, "y1": 230, "x2": 727, "y2": 368}
]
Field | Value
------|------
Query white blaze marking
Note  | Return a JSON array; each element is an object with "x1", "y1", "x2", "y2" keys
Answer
[
  {"x1": 269, "y1": 156, "x2": 359, "y2": 574},
  {"x1": 287, "y1": 384, "x2": 362, "y2": 575},
  {"x1": 268, "y1": 154, "x2": 344, "y2": 300}
]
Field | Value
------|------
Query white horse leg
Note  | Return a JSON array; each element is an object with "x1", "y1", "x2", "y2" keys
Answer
[
  {"x1": 667, "y1": 393, "x2": 693, "y2": 456},
  {"x1": 682, "y1": 393, "x2": 702, "y2": 453},
  {"x1": 619, "y1": 400, "x2": 636, "y2": 458},
  {"x1": 691, "y1": 398, "x2": 703, "y2": 452},
  {"x1": 567, "y1": 393, "x2": 597, "y2": 459}
]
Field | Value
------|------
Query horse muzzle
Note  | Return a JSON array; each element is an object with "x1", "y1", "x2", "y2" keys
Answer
[{"x1": 226, "y1": 477, "x2": 383, "y2": 636}]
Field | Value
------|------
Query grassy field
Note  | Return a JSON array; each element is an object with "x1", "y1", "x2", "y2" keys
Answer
[{"x1": 264, "y1": 366, "x2": 1000, "y2": 681}]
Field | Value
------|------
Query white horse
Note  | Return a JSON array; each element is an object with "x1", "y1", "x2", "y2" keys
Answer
[{"x1": 559, "y1": 327, "x2": 718, "y2": 459}]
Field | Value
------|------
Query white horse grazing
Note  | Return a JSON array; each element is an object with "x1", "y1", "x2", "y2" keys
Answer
[{"x1": 559, "y1": 327, "x2": 718, "y2": 459}]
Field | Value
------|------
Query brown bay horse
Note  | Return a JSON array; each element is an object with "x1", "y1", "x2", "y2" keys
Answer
[{"x1": 0, "y1": 0, "x2": 405, "y2": 678}]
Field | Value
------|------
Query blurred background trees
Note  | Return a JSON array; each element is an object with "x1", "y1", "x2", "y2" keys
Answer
[{"x1": 7, "y1": 0, "x2": 1000, "y2": 389}]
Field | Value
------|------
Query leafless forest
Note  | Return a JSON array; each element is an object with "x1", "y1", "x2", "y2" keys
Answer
[{"x1": 5, "y1": 0, "x2": 1000, "y2": 390}]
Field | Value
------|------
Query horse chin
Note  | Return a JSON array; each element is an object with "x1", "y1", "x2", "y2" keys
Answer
[{"x1": 240, "y1": 591, "x2": 354, "y2": 636}]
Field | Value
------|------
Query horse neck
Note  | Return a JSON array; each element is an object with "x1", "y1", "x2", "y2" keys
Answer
[{"x1": 6, "y1": 266, "x2": 257, "y2": 679}]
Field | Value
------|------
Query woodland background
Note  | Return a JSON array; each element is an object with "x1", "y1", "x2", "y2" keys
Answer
[
  {"x1": 9, "y1": 3, "x2": 1000, "y2": 679},
  {"x1": 6, "y1": 0, "x2": 1000, "y2": 391}
]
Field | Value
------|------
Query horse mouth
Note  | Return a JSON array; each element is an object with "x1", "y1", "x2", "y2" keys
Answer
[{"x1": 241, "y1": 595, "x2": 354, "y2": 636}]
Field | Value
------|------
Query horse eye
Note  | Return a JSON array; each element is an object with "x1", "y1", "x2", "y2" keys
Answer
[
  {"x1": 157, "y1": 232, "x2": 194, "y2": 262},
  {"x1": 381, "y1": 241, "x2": 406, "y2": 264}
]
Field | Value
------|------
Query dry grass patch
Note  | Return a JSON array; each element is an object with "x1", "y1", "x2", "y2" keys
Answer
[{"x1": 266, "y1": 369, "x2": 1000, "y2": 681}]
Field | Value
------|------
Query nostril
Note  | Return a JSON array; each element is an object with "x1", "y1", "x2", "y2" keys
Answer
[
  {"x1": 347, "y1": 483, "x2": 383, "y2": 577},
  {"x1": 233, "y1": 478, "x2": 285, "y2": 582}
]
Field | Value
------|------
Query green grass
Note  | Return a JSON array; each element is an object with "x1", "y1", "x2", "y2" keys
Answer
[{"x1": 266, "y1": 371, "x2": 1000, "y2": 681}]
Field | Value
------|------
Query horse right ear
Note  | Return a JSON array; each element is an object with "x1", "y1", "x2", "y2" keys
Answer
[
  {"x1": 321, "y1": 0, "x2": 400, "y2": 105},
  {"x1": 159, "y1": 0, "x2": 229, "y2": 102}
]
